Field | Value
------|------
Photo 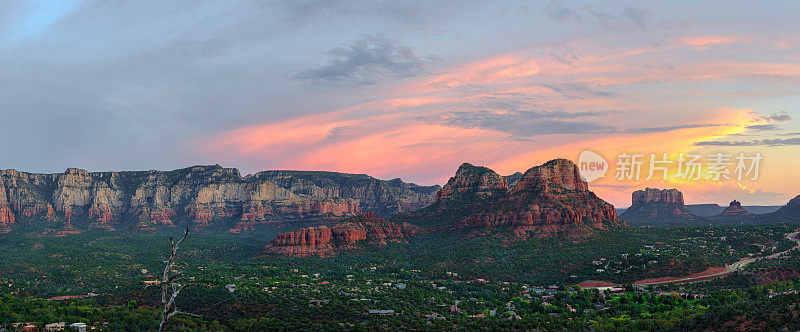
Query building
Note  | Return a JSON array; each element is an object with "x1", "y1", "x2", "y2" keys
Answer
[
  {"x1": 70, "y1": 323, "x2": 87, "y2": 332},
  {"x1": 44, "y1": 322, "x2": 65, "y2": 331},
  {"x1": 368, "y1": 309, "x2": 395, "y2": 315}
]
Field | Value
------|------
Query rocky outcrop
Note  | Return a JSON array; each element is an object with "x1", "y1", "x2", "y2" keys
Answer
[
  {"x1": 436, "y1": 163, "x2": 507, "y2": 201},
  {"x1": 720, "y1": 200, "x2": 751, "y2": 216},
  {"x1": 0, "y1": 166, "x2": 439, "y2": 233},
  {"x1": 266, "y1": 213, "x2": 422, "y2": 256},
  {"x1": 511, "y1": 159, "x2": 589, "y2": 193},
  {"x1": 632, "y1": 188, "x2": 685, "y2": 206},
  {"x1": 620, "y1": 188, "x2": 699, "y2": 226},
  {"x1": 401, "y1": 159, "x2": 623, "y2": 238}
]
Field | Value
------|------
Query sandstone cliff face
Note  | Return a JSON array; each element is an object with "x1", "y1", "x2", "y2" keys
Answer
[
  {"x1": 631, "y1": 188, "x2": 685, "y2": 206},
  {"x1": 721, "y1": 200, "x2": 751, "y2": 215},
  {"x1": 620, "y1": 188, "x2": 698, "y2": 226},
  {"x1": 266, "y1": 213, "x2": 421, "y2": 256},
  {"x1": 402, "y1": 159, "x2": 622, "y2": 238},
  {"x1": 0, "y1": 166, "x2": 438, "y2": 233},
  {"x1": 0, "y1": 179, "x2": 14, "y2": 233}
]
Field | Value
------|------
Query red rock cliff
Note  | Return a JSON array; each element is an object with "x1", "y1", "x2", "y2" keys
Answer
[
  {"x1": 631, "y1": 188, "x2": 685, "y2": 206},
  {"x1": 619, "y1": 188, "x2": 697, "y2": 225},
  {"x1": 0, "y1": 166, "x2": 437, "y2": 233},
  {"x1": 405, "y1": 159, "x2": 622, "y2": 238},
  {"x1": 266, "y1": 213, "x2": 421, "y2": 256},
  {"x1": 436, "y1": 163, "x2": 507, "y2": 201}
]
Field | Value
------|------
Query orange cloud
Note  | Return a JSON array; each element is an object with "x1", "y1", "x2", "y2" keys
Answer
[
  {"x1": 678, "y1": 36, "x2": 743, "y2": 48},
  {"x1": 416, "y1": 54, "x2": 542, "y2": 92}
]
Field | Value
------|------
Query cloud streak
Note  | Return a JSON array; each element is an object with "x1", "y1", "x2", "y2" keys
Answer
[{"x1": 295, "y1": 34, "x2": 435, "y2": 86}]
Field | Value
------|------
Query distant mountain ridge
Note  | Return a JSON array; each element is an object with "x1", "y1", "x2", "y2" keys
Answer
[
  {"x1": 0, "y1": 165, "x2": 439, "y2": 234},
  {"x1": 685, "y1": 203, "x2": 781, "y2": 216},
  {"x1": 619, "y1": 188, "x2": 799, "y2": 226}
]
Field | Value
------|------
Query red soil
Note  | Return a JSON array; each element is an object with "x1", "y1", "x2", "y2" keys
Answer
[{"x1": 577, "y1": 280, "x2": 619, "y2": 288}]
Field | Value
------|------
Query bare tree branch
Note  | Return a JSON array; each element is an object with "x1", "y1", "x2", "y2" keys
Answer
[{"x1": 158, "y1": 226, "x2": 198, "y2": 332}]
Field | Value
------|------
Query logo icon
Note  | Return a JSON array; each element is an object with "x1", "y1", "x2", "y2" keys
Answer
[{"x1": 578, "y1": 150, "x2": 608, "y2": 182}]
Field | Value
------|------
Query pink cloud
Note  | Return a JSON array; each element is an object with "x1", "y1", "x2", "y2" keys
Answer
[{"x1": 677, "y1": 36, "x2": 744, "y2": 49}]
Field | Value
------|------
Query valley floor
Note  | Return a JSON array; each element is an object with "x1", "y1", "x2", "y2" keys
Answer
[{"x1": 1, "y1": 225, "x2": 800, "y2": 331}]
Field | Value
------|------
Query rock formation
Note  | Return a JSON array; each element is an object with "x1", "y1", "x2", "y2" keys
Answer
[
  {"x1": 686, "y1": 203, "x2": 781, "y2": 216},
  {"x1": 400, "y1": 159, "x2": 623, "y2": 238},
  {"x1": 0, "y1": 166, "x2": 439, "y2": 233},
  {"x1": 619, "y1": 188, "x2": 699, "y2": 226},
  {"x1": 720, "y1": 200, "x2": 751, "y2": 216},
  {"x1": 265, "y1": 213, "x2": 421, "y2": 256}
]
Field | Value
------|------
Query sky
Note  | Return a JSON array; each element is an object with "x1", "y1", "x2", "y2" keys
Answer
[{"x1": 1, "y1": 0, "x2": 799, "y2": 207}]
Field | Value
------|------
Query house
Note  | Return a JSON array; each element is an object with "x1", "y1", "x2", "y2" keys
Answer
[
  {"x1": 44, "y1": 322, "x2": 65, "y2": 331},
  {"x1": 70, "y1": 323, "x2": 87, "y2": 332},
  {"x1": 394, "y1": 283, "x2": 406, "y2": 289},
  {"x1": 368, "y1": 309, "x2": 395, "y2": 315},
  {"x1": 143, "y1": 280, "x2": 161, "y2": 286},
  {"x1": 425, "y1": 313, "x2": 445, "y2": 320}
]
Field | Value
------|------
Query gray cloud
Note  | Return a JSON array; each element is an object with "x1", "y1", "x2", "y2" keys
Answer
[
  {"x1": 294, "y1": 35, "x2": 434, "y2": 86},
  {"x1": 543, "y1": 44, "x2": 582, "y2": 65},
  {"x1": 695, "y1": 137, "x2": 800, "y2": 146},
  {"x1": 626, "y1": 124, "x2": 722, "y2": 134},
  {"x1": 276, "y1": 0, "x2": 429, "y2": 25},
  {"x1": 544, "y1": 0, "x2": 581, "y2": 22},
  {"x1": 746, "y1": 124, "x2": 781, "y2": 131},
  {"x1": 542, "y1": 82, "x2": 615, "y2": 99},
  {"x1": 583, "y1": 4, "x2": 652, "y2": 31},
  {"x1": 622, "y1": 7, "x2": 650, "y2": 30},
  {"x1": 418, "y1": 109, "x2": 615, "y2": 136},
  {"x1": 757, "y1": 112, "x2": 792, "y2": 123}
]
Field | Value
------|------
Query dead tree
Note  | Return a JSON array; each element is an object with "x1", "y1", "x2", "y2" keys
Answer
[{"x1": 158, "y1": 226, "x2": 199, "y2": 332}]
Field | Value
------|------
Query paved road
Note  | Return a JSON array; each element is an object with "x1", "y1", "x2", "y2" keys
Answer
[{"x1": 635, "y1": 230, "x2": 800, "y2": 287}]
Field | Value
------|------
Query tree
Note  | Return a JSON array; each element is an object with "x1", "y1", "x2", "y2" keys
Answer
[{"x1": 158, "y1": 227, "x2": 200, "y2": 332}]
